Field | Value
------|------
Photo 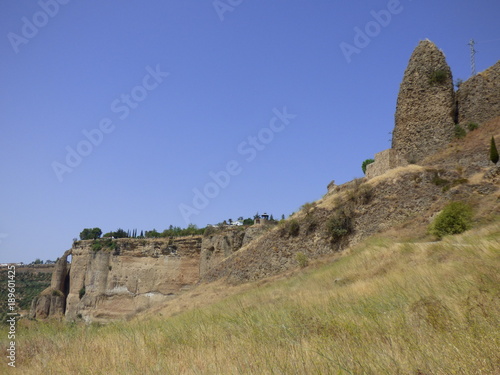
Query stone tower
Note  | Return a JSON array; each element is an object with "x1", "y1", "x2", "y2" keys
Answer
[{"x1": 392, "y1": 40, "x2": 456, "y2": 163}]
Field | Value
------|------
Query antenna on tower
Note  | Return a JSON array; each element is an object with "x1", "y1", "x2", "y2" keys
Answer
[{"x1": 468, "y1": 39, "x2": 476, "y2": 77}]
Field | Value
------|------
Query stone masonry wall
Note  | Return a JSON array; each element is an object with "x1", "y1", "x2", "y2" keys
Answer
[
  {"x1": 365, "y1": 149, "x2": 408, "y2": 179},
  {"x1": 456, "y1": 60, "x2": 500, "y2": 125},
  {"x1": 392, "y1": 40, "x2": 456, "y2": 163}
]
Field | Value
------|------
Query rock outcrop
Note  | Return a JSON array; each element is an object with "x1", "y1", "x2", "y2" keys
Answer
[
  {"x1": 392, "y1": 40, "x2": 456, "y2": 163},
  {"x1": 29, "y1": 249, "x2": 71, "y2": 319},
  {"x1": 31, "y1": 238, "x2": 203, "y2": 322},
  {"x1": 200, "y1": 226, "x2": 265, "y2": 277},
  {"x1": 30, "y1": 226, "x2": 266, "y2": 322},
  {"x1": 67, "y1": 237, "x2": 202, "y2": 322}
]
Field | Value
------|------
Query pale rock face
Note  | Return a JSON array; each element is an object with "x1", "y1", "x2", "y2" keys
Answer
[
  {"x1": 30, "y1": 237, "x2": 202, "y2": 322},
  {"x1": 29, "y1": 249, "x2": 71, "y2": 319},
  {"x1": 30, "y1": 228, "x2": 265, "y2": 322},
  {"x1": 66, "y1": 237, "x2": 202, "y2": 322},
  {"x1": 393, "y1": 40, "x2": 456, "y2": 163}
]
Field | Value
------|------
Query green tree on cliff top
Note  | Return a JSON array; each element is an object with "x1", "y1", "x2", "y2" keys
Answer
[{"x1": 79, "y1": 228, "x2": 102, "y2": 240}]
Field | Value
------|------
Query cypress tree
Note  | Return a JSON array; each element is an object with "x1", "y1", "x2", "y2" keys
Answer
[{"x1": 490, "y1": 136, "x2": 499, "y2": 164}]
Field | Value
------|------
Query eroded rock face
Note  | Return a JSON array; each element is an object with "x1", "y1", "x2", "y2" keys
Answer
[
  {"x1": 29, "y1": 249, "x2": 71, "y2": 319},
  {"x1": 393, "y1": 40, "x2": 456, "y2": 163},
  {"x1": 29, "y1": 228, "x2": 268, "y2": 322},
  {"x1": 29, "y1": 293, "x2": 66, "y2": 319},
  {"x1": 456, "y1": 60, "x2": 500, "y2": 125},
  {"x1": 66, "y1": 237, "x2": 202, "y2": 322},
  {"x1": 200, "y1": 226, "x2": 265, "y2": 277}
]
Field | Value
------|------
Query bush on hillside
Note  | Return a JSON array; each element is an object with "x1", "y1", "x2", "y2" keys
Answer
[
  {"x1": 295, "y1": 252, "x2": 309, "y2": 268},
  {"x1": 288, "y1": 220, "x2": 300, "y2": 237},
  {"x1": 279, "y1": 219, "x2": 301, "y2": 237},
  {"x1": 347, "y1": 182, "x2": 373, "y2": 205},
  {"x1": 454, "y1": 124, "x2": 466, "y2": 139},
  {"x1": 362, "y1": 159, "x2": 375, "y2": 175},
  {"x1": 466, "y1": 122, "x2": 479, "y2": 131},
  {"x1": 429, "y1": 202, "x2": 473, "y2": 239},
  {"x1": 326, "y1": 209, "x2": 353, "y2": 242}
]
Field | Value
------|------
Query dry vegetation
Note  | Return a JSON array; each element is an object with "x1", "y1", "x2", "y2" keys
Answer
[{"x1": 2, "y1": 218, "x2": 500, "y2": 374}]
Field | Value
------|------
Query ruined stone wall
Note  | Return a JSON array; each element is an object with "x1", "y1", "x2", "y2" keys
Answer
[
  {"x1": 200, "y1": 226, "x2": 265, "y2": 278},
  {"x1": 456, "y1": 60, "x2": 500, "y2": 125},
  {"x1": 365, "y1": 149, "x2": 408, "y2": 179},
  {"x1": 392, "y1": 40, "x2": 456, "y2": 163}
]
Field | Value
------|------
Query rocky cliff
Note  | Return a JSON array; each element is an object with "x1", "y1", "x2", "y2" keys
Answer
[
  {"x1": 31, "y1": 237, "x2": 203, "y2": 322},
  {"x1": 30, "y1": 226, "x2": 266, "y2": 322},
  {"x1": 29, "y1": 249, "x2": 71, "y2": 319}
]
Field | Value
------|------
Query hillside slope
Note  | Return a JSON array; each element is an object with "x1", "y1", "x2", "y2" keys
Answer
[
  {"x1": 6, "y1": 217, "x2": 500, "y2": 374},
  {"x1": 201, "y1": 116, "x2": 500, "y2": 285}
]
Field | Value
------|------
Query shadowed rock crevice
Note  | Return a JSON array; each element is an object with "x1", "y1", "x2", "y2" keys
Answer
[{"x1": 29, "y1": 249, "x2": 72, "y2": 319}]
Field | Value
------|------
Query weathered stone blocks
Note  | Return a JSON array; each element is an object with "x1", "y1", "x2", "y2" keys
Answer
[
  {"x1": 456, "y1": 60, "x2": 500, "y2": 125},
  {"x1": 365, "y1": 149, "x2": 408, "y2": 179},
  {"x1": 392, "y1": 40, "x2": 456, "y2": 163}
]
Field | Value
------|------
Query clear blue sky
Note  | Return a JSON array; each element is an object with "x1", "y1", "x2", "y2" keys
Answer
[{"x1": 1, "y1": 0, "x2": 499, "y2": 263}]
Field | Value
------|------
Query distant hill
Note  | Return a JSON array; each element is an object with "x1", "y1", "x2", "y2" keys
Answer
[{"x1": 0, "y1": 265, "x2": 53, "y2": 323}]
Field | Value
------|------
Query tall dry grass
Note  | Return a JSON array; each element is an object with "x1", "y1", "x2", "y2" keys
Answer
[{"x1": 2, "y1": 222, "x2": 500, "y2": 374}]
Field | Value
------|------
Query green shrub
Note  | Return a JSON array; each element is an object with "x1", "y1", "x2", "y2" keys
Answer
[
  {"x1": 454, "y1": 124, "x2": 466, "y2": 139},
  {"x1": 92, "y1": 239, "x2": 117, "y2": 252},
  {"x1": 79, "y1": 287, "x2": 86, "y2": 299},
  {"x1": 429, "y1": 69, "x2": 448, "y2": 84},
  {"x1": 92, "y1": 241, "x2": 103, "y2": 252},
  {"x1": 51, "y1": 289, "x2": 63, "y2": 297},
  {"x1": 466, "y1": 122, "x2": 479, "y2": 131},
  {"x1": 295, "y1": 252, "x2": 309, "y2": 268},
  {"x1": 278, "y1": 219, "x2": 301, "y2": 237},
  {"x1": 288, "y1": 220, "x2": 300, "y2": 237},
  {"x1": 362, "y1": 159, "x2": 375, "y2": 175},
  {"x1": 326, "y1": 209, "x2": 353, "y2": 241},
  {"x1": 347, "y1": 183, "x2": 373, "y2": 205},
  {"x1": 429, "y1": 202, "x2": 473, "y2": 239},
  {"x1": 301, "y1": 202, "x2": 316, "y2": 213}
]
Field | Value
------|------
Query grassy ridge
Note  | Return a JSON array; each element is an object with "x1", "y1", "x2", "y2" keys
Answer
[{"x1": 2, "y1": 223, "x2": 500, "y2": 374}]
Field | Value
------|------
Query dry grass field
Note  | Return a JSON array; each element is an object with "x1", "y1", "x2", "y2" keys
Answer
[{"x1": 2, "y1": 218, "x2": 499, "y2": 374}]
